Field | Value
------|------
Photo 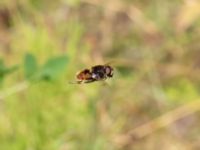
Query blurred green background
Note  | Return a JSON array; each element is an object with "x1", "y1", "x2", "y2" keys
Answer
[{"x1": 0, "y1": 0, "x2": 200, "y2": 149}]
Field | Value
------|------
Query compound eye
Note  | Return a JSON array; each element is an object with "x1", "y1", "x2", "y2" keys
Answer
[
  {"x1": 106, "y1": 66, "x2": 113, "y2": 77},
  {"x1": 105, "y1": 67, "x2": 111, "y2": 75},
  {"x1": 109, "y1": 70, "x2": 113, "y2": 77}
]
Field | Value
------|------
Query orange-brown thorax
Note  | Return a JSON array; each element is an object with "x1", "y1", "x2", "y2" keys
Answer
[{"x1": 76, "y1": 69, "x2": 92, "y2": 80}]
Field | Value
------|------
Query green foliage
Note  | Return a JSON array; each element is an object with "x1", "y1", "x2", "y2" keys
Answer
[
  {"x1": 0, "y1": 59, "x2": 18, "y2": 85},
  {"x1": 165, "y1": 79, "x2": 199, "y2": 103},
  {"x1": 39, "y1": 56, "x2": 68, "y2": 80},
  {"x1": 24, "y1": 53, "x2": 38, "y2": 79},
  {"x1": 24, "y1": 54, "x2": 68, "y2": 81}
]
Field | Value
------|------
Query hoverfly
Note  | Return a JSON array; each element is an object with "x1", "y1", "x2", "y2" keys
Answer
[{"x1": 70, "y1": 64, "x2": 114, "y2": 84}]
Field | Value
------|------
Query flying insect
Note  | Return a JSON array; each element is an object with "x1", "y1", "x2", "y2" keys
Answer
[{"x1": 70, "y1": 64, "x2": 114, "y2": 84}]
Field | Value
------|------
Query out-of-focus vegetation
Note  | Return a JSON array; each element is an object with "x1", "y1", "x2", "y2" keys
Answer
[{"x1": 0, "y1": 0, "x2": 200, "y2": 149}]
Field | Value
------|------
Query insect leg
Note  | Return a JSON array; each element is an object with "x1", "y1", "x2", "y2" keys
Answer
[
  {"x1": 83, "y1": 79, "x2": 96, "y2": 84},
  {"x1": 68, "y1": 80, "x2": 83, "y2": 84}
]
